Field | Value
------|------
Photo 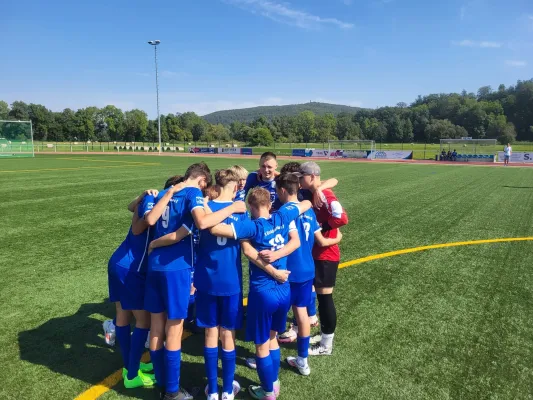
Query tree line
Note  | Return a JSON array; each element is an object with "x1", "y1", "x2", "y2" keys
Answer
[{"x1": 1, "y1": 79, "x2": 532, "y2": 145}]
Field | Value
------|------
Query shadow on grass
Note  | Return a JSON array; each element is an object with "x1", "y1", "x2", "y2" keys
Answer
[
  {"x1": 18, "y1": 300, "x2": 258, "y2": 399},
  {"x1": 503, "y1": 186, "x2": 533, "y2": 189}
]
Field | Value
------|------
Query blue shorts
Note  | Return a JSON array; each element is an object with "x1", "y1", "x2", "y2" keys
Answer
[
  {"x1": 144, "y1": 269, "x2": 191, "y2": 320},
  {"x1": 246, "y1": 283, "x2": 291, "y2": 345},
  {"x1": 290, "y1": 279, "x2": 313, "y2": 308},
  {"x1": 108, "y1": 263, "x2": 145, "y2": 311},
  {"x1": 504, "y1": 155, "x2": 510, "y2": 160},
  {"x1": 196, "y1": 291, "x2": 243, "y2": 330}
]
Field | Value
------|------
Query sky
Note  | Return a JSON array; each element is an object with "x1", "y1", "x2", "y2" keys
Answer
[{"x1": 1, "y1": 0, "x2": 532, "y2": 117}]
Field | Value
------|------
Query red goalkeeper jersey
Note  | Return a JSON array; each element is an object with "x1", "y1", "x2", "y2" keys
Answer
[{"x1": 312, "y1": 189, "x2": 348, "y2": 262}]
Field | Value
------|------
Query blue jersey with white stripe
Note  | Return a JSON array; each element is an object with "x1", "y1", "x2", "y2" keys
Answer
[
  {"x1": 284, "y1": 201, "x2": 320, "y2": 283},
  {"x1": 244, "y1": 172, "x2": 281, "y2": 211},
  {"x1": 148, "y1": 187, "x2": 204, "y2": 272},
  {"x1": 195, "y1": 201, "x2": 248, "y2": 296},
  {"x1": 232, "y1": 204, "x2": 300, "y2": 292},
  {"x1": 109, "y1": 195, "x2": 155, "y2": 275}
]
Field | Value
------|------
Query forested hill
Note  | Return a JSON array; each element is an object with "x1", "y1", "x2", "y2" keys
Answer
[{"x1": 202, "y1": 102, "x2": 362, "y2": 124}]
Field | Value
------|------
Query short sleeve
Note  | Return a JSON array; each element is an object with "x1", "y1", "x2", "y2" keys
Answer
[
  {"x1": 278, "y1": 204, "x2": 300, "y2": 226},
  {"x1": 288, "y1": 220, "x2": 297, "y2": 232},
  {"x1": 187, "y1": 188, "x2": 204, "y2": 212},
  {"x1": 232, "y1": 220, "x2": 257, "y2": 240},
  {"x1": 139, "y1": 194, "x2": 155, "y2": 217}
]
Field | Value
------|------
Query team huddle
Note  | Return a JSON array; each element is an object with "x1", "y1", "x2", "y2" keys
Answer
[{"x1": 105, "y1": 152, "x2": 349, "y2": 400}]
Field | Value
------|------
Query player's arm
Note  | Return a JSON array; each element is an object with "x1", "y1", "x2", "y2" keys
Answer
[
  {"x1": 321, "y1": 194, "x2": 348, "y2": 231},
  {"x1": 148, "y1": 225, "x2": 191, "y2": 253},
  {"x1": 241, "y1": 240, "x2": 290, "y2": 284},
  {"x1": 144, "y1": 186, "x2": 183, "y2": 226},
  {"x1": 192, "y1": 201, "x2": 246, "y2": 230},
  {"x1": 313, "y1": 179, "x2": 338, "y2": 208},
  {"x1": 314, "y1": 229, "x2": 343, "y2": 247},
  {"x1": 209, "y1": 223, "x2": 235, "y2": 238},
  {"x1": 128, "y1": 189, "x2": 159, "y2": 213},
  {"x1": 259, "y1": 229, "x2": 300, "y2": 264}
]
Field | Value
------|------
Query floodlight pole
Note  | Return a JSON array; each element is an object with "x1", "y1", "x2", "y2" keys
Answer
[{"x1": 148, "y1": 40, "x2": 162, "y2": 154}]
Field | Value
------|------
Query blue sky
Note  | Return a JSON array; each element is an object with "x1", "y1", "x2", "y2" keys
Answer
[{"x1": 2, "y1": 0, "x2": 532, "y2": 117}]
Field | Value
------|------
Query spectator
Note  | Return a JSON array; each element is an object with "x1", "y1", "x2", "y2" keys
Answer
[
  {"x1": 440, "y1": 150, "x2": 446, "y2": 161},
  {"x1": 452, "y1": 149, "x2": 457, "y2": 161},
  {"x1": 503, "y1": 143, "x2": 512, "y2": 166}
]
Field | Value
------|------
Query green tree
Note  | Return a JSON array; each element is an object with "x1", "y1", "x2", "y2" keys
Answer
[
  {"x1": 28, "y1": 103, "x2": 53, "y2": 141},
  {"x1": 124, "y1": 109, "x2": 148, "y2": 142},
  {"x1": 296, "y1": 111, "x2": 317, "y2": 143},
  {"x1": 9, "y1": 101, "x2": 29, "y2": 121},
  {"x1": 315, "y1": 113, "x2": 336, "y2": 143},
  {"x1": 0, "y1": 101, "x2": 9, "y2": 120},
  {"x1": 253, "y1": 127, "x2": 274, "y2": 146},
  {"x1": 100, "y1": 105, "x2": 124, "y2": 142}
]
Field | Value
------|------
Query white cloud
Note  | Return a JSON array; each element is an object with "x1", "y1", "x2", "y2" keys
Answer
[
  {"x1": 452, "y1": 40, "x2": 502, "y2": 48},
  {"x1": 224, "y1": 0, "x2": 354, "y2": 30},
  {"x1": 505, "y1": 60, "x2": 527, "y2": 67}
]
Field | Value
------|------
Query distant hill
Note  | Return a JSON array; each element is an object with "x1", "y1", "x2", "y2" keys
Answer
[{"x1": 202, "y1": 102, "x2": 362, "y2": 125}]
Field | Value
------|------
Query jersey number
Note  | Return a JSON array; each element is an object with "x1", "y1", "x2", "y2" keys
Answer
[
  {"x1": 303, "y1": 222, "x2": 311, "y2": 241},
  {"x1": 268, "y1": 234, "x2": 285, "y2": 251},
  {"x1": 217, "y1": 236, "x2": 227, "y2": 246},
  {"x1": 162, "y1": 206, "x2": 170, "y2": 229}
]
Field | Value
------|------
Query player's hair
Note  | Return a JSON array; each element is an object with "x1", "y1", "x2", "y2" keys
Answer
[
  {"x1": 247, "y1": 187, "x2": 271, "y2": 208},
  {"x1": 280, "y1": 162, "x2": 301, "y2": 174},
  {"x1": 229, "y1": 165, "x2": 249, "y2": 180},
  {"x1": 275, "y1": 173, "x2": 299, "y2": 196},
  {"x1": 260, "y1": 152, "x2": 277, "y2": 163},
  {"x1": 205, "y1": 185, "x2": 221, "y2": 200},
  {"x1": 164, "y1": 175, "x2": 184, "y2": 189},
  {"x1": 185, "y1": 162, "x2": 213, "y2": 187},
  {"x1": 215, "y1": 169, "x2": 239, "y2": 187}
]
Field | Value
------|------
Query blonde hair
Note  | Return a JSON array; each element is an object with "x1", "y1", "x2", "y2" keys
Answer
[
  {"x1": 215, "y1": 169, "x2": 239, "y2": 187},
  {"x1": 229, "y1": 165, "x2": 249, "y2": 180}
]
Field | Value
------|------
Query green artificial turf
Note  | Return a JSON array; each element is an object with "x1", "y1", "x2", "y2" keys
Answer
[{"x1": 2, "y1": 154, "x2": 533, "y2": 400}]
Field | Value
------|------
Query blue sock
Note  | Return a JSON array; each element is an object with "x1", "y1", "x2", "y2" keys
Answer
[
  {"x1": 165, "y1": 348, "x2": 182, "y2": 394},
  {"x1": 221, "y1": 349, "x2": 236, "y2": 394},
  {"x1": 256, "y1": 354, "x2": 274, "y2": 393},
  {"x1": 115, "y1": 325, "x2": 131, "y2": 370},
  {"x1": 308, "y1": 291, "x2": 317, "y2": 317},
  {"x1": 204, "y1": 347, "x2": 219, "y2": 394},
  {"x1": 297, "y1": 336, "x2": 310, "y2": 359},
  {"x1": 127, "y1": 327, "x2": 150, "y2": 380},
  {"x1": 150, "y1": 348, "x2": 165, "y2": 388},
  {"x1": 270, "y1": 348, "x2": 281, "y2": 383}
]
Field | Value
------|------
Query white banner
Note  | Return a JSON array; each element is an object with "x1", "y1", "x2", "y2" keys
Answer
[
  {"x1": 308, "y1": 149, "x2": 332, "y2": 158},
  {"x1": 370, "y1": 150, "x2": 413, "y2": 160},
  {"x1": 498, "y1": 152, "x2": 533, "y2": 163},
  {"x1": 340, "y1": 150, "x2": 368, "y2": 159},
  {"x1": 218, "y1": 147, "x2": 240, "y2": 154}
]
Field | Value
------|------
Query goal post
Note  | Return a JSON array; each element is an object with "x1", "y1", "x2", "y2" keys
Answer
[
  {"x1": 327, "y1": 140, "x2": 376, "y2": 159},
  {"x1": 0, "y1": 120, "x2": 35, "y2": 158}
]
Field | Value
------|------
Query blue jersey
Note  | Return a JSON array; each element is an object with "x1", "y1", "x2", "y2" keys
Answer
[
  {"x1": 232, "y1": 204, "x2": 300, "y2": 292},
  {"x1": 195, "y1": 201, "x2": 248, "y2": 296},
  {"x1": 244, "y1": 172, "x2": 281, "y2": 211},
  {"x1": 284, "y1": 201, "x2": 321, "y2": 283},
  {"x1": 298, "y1": 189, "x2": 313, "y2": 202},
  {"x1": 235, "y1": 189, "x2": 246, "y2": 202},
  {"x1": 109, "y1": 195, "x2": 155, "y2": 275},
  {"x1": 148, "y1": 187, "x2": 204, "y2": 272}
]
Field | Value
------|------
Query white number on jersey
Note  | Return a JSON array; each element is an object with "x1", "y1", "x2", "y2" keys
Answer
[
  {"x1": 162, "y1": 206, "x2": 170, "y2": 229},
  {"x1": 303, "y1": 222, "x2": 311, "y2": 241},
  {"x1": 217, "y1": 236, "x2": 228, "y2": 246},
  {"x1": 268, "y1": 234, "x2": 285, "y2": 251}
]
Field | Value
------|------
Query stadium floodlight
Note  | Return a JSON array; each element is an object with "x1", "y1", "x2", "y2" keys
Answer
[{"x1": 147, "y1": 39, "x2": 162, "y2": 154}]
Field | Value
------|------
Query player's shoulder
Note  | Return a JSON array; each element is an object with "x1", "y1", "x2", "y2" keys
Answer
[{"x1": 322, "y1": 188, "x2": 339, "y2": 202}]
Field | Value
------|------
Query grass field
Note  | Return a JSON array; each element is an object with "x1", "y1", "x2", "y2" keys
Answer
[{"x1": 2, "y1": 154, "x2": 533, "y2": 400}]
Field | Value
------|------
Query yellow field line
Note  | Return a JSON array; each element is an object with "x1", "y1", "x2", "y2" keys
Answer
[
  {"x1": 338, "y1": 237, "x2": 533, "y2": 269},
  {"x1": 56, "y1": 157, "x2": 160, "y2": 165},
  {"x1": 0, "y1": 164, "x2": 160, "y2": 174},
  {"x1": 75, "y1": 236, "x2": 533, "y2": 400}
]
